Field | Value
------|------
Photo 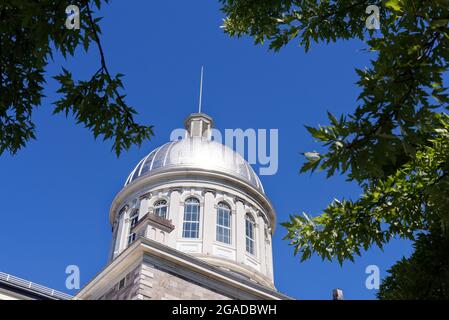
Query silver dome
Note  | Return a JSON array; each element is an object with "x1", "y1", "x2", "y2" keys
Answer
[{"x1": 124, "y1": 137, "x2": 264, "y2": 193}]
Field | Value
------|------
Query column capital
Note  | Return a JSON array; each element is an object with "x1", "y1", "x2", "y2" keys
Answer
[
  {"x1": 169, "y1": 187, "x2": 182, "y2": 194},
  {"x1": 139, "y1": 192, "x2": 152, "y2": 200},
  {"x1": 234, "y1": 197, "x2": 245, "y2": 205},
  {"x1": 202, "y1": 188, "x2": 216, "y2": 196}
]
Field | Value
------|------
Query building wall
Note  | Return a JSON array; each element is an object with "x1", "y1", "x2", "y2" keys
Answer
[
  {"x1": 139, "y1": 262, "x2": 231, "y2": 300},
  {"x1": 110, "y1": 180, "x2": 274, "y2": 288},
  {"x1": 98, "y1": 264, "x2": 141, "y2": 300},
  {"x1": 98, "y1": 260, "x2": 231, "y2": 300}
]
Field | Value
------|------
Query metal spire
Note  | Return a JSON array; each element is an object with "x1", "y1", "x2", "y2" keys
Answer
[{"x1": 198, "y1": 66, "x2": 204, "y2": 114}]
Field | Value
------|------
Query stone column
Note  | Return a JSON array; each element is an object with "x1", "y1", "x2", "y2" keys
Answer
[
  {"x1": 265, "y1": 229, "x2": 274, "y2": 280},
  {"x1": 113, "y1": 207, "x2": 127, "y2": 258},
  {"x1": 257, "y1": 213, "x2": 267, "y2": 275},
  {"x1": 119, "y1": 209, "x2": 131, "y2": 252},
  {"x1": 108, "y1": 220, "x2": 118, "y2": 262},
  {"x1": 167, "y1": 189, "x2": 181, "y2": 247},
  {"x1": 138, "y1": 194, "x2": 150, "y2": 220},
  {"x1": 202, "y1": 190, "x2": 216, "y2": 255},
  {"x1": 235, "y1": 200, "x2": 246, "y2": 265},
  {"x1": 177, "y1": 197, "x2": 185, "y2": 239}
]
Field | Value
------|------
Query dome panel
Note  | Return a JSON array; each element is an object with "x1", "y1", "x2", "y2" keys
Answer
[{"x1": 125, "y1": 138, "x2": 264, "y2": 193}]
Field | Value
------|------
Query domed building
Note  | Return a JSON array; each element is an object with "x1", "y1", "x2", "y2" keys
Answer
[{"x1": 75, "y1": 113, "x2": 289, "y2": 300}]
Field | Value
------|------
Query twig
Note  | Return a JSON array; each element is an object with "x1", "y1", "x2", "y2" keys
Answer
[{"x1": 85, "y1": 2, "x2": 131, "y2": 117}]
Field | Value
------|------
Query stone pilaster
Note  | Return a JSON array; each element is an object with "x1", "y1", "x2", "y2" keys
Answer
[
  {"x1": 113, "y1": 207, "x2": 127, "y2": 258},
  {"x1": 202, "y1": 191, "x2": 215, "y2": 255},
  {"x1": 138, "y1": 195, "x2": 150, "y2": 220},
  {"x1": 235, "y1": 200, "x2": 246, "y2": 265},
  {"x1": 265, "y1": 229, "x2": 274, "y2": 279},
  {"x1": 257, "y1": 213, "x2": 267, "y2": 275},
  {"x1": 167, "y1": 189, "x2": 181, "y2": 247}
]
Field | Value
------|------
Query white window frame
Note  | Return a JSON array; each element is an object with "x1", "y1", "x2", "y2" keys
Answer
[
  {"x1": 182, "y1": 198, "x2": 200, "y2": 239},
  {"x1": 216, "y1": 202, "x2": 232, "y2": 244},
  {"x1": 245, "y1": 214, "x2": 256, "y2": 255},
  {"x1": 153, "y1": 199, "x2": 168, "y2": 219}
]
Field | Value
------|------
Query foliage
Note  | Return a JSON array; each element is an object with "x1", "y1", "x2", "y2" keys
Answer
[
  {"x1": 286, "y1": 116, "x2": 449, "y2": 264},
  {"x1": 219, "y1": 0, "x2": 449, "y2": 265},
  {"x1": 378, "y1": 226, "x2": 449, "y2": 300},
  {"x1": 0, "y1": 0, "x2": 153, "y2": 156}
]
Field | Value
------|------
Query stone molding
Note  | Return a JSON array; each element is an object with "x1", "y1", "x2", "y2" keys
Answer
[
  {"x1": 132, "y1": 213, "x2": 175, "y2": 233},
  {"x1": 75, "y1": 238, "x2": 292, "y2": 300}
]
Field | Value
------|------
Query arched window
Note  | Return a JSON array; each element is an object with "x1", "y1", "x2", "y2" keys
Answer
[
  {"x1": 216, "y1": 202, "x2": 231, "y2": 244},
  {"x1": 154, "y1": 199, "x2": 168, "y2": 219},
  {"x1": 182, "y1": 198, "x2": 200, "y2": 238},
  {"x1": 130, "y1": 209, "x2": 139, "y2": 228},
  {"x1": 245, "y1": 214, "x2": 256, "y2": 255},
  {"x1": 128, "y1": 209, "x2": 139, "y2": 246}
]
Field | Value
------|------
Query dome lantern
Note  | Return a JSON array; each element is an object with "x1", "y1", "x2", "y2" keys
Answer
[{"x1": 184, "y1": 112, "x2": 214, "y2": 139}]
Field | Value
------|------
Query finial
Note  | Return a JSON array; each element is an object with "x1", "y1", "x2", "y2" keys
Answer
[{"x1": 198, "y1": 66, "x2": 204, "y2": 114}]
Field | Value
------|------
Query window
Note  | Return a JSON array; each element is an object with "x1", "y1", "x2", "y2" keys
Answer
[
  {"x1": 245, "y1": 214, "x2": 256, "y2": 255},
  {"x1": 128, "y1": 232, "x2": 136, "y2": 245},
  {"x1": 154, "y1": 200, "x2": 168, "y2": 219},
  {"x1": 118, "y1": 278, "x2": 126, "y2": 290},
  {"x1": 216, "y1": 202, "x2": 231, "y2": 244},
  {"x1": 130, "y1": 209, "x2": 139, "y2": 228},
  {"x1": 182, "y1": 198, "x2": 200, "y2": 238}
]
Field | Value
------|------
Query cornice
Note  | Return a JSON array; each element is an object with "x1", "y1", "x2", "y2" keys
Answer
[
  {"x1": 109, "y1": 167, "x2": 276, "y2": 230},
  {"x1": 74, "y1": 238, "x2": 292, "y2": 300}
]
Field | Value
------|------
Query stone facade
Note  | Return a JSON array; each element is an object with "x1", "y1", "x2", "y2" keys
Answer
[
  {"x1": 76, "y1": 237, "x2": 290, "y2": 300},
  {"x1": 139, "y1": 262, "x2": 230, "y2": 300},
  {"x1": 98, "y1": 259, "x2": 230, "y2": 300},
  {"x1": 98, "y1": 264, "x2": 141, "y2": 300}
]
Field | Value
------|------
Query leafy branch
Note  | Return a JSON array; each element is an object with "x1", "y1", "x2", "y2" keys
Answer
[
  {"x1": 220, "y1": 0, "x2": 449, "y2": 267},
  {"x1": 0, "y1": 0, "x2": 153, "y2": 157},
  {"x1": 284, "y1": 115, "x2": 449, "y2": 264}
]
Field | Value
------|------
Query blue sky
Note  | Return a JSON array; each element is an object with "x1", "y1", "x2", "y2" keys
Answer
[{"x1": 0, "y1": 1, "x2": 414, "y2": 299}]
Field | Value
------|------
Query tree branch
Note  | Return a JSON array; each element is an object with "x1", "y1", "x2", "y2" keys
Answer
[{"x1": 85, "y1": 2, "x2": 130, "y2": 116}]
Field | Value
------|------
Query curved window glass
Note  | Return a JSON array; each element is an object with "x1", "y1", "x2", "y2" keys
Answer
[
  {"x1": 154, "y1": 200, "x2": 168, "y2": 219},
  {"x1": 216, "y1": 203, "x2": 231, "y2": 244},
  {"x1": 245, "y1": 214, "x2": 256, "y2": 255},
  {"x1": 182, "y1": 198, "x2": 200, "y2": 238}
]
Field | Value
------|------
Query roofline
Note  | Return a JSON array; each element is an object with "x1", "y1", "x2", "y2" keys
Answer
[
  {"x1": 75, "y1": 237, "x2": 293, "y2": 300},
  {"x1": 0, "y1": 272, "x2": 72, "y2": 300}
]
